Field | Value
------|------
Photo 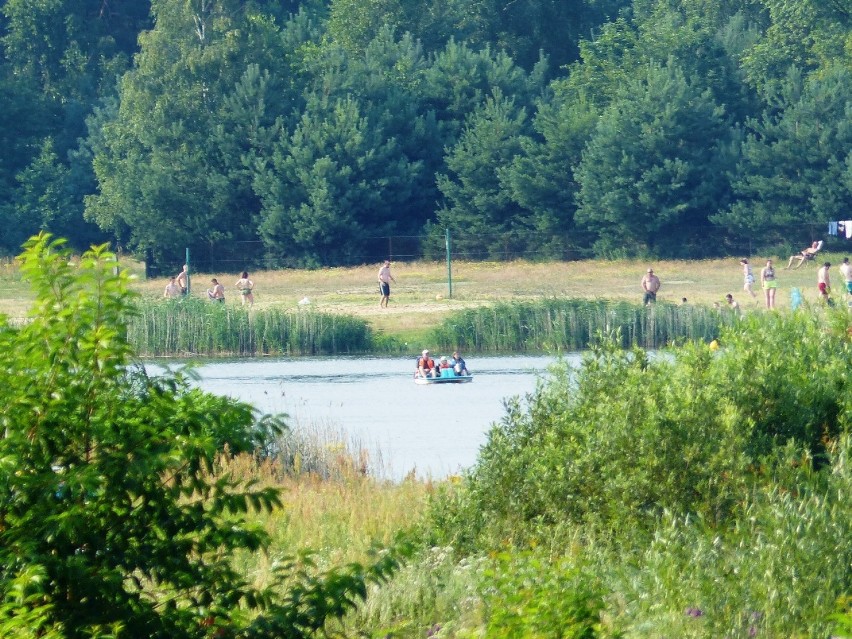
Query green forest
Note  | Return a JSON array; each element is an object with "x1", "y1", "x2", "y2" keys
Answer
[{"x1": 1, "y1": 0, "x2": 850, "y2": 269}]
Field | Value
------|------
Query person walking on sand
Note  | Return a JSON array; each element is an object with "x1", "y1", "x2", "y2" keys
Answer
[
  {"x1": 163, "y1": 276, "x2": 181, "y2": 299},
  {"x1": 840, "y1": 257, "x2": 852, "y2": 301},
  {"x1": 378, "y1": 260, "x2": 396, "y2": 308},
  {"x1": 817, "y1": 261, "x2": 831, "y2": 304},
  {"x1": 740, "y1": 258, "x2": 757, "y2": 300},
  {"x1": 760, "y1": 259, "x2": 777, "y2": 309},
  {"x1": 207, "y1": 278, "x2": 225, "y2": 302},
  {"x1": 235, "y1": 271, "x2": 254, "y2": 307},
  {"x1": 176, "y1": 264, "x2": 189, "y2": 295},
  {"x1": 641, "y1": 268, "x2": 661, "y2": 305}
]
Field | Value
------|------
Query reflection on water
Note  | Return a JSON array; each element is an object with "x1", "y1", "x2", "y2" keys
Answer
[{"x1": 146, "y1": 354, "x2": 574, "y2": 480}]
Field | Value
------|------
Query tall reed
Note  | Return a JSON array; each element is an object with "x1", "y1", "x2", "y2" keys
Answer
[
  {"x1": 129, "y1": 298, "x2": 373, "y2": 356},
  {"x1": 430, "y1": 299, "x2": 733, "y2": 352}
]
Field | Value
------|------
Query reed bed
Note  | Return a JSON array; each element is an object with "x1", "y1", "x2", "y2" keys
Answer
[
  {"x1": 128, "y1": 298, "x2": 373, "y2": 356},
  {"x1": 430, "y1": 299, "x2": 735, "y2": 352}
]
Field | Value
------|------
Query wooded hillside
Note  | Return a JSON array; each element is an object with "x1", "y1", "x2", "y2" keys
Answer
[{"x1": 1, "y1": 0, "x2": 849, "y2": 268}]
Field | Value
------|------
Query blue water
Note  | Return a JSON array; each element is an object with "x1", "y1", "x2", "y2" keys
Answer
[{"x1": 146, "y1": 354, "x2": 572, "y2": 479}]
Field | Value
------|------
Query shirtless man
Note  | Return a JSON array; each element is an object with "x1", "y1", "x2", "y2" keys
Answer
[
  {"x1": 378, "y1": 260, "x2": 396, "y2": 308},
  {"x1": 176, "y1": 264, "x2": 189, "y2": 295},
  {"x1": 840, "y1": 257, "x2": 852, "y2": 301},
  {"x1": 641, "y1": 268, "x2": 661, "y2": 305},
  {"x1": 416, "y1": 349, "x2": 437, "y2": 378},
  {"x1": 207, "y1": 278, "x2": 225, "y2": 302},
  {"x1": 163, "y1": 276, "x2": 181, "y2": 299},
  {"x1": 785, "y1": 241, "x2": 820, "y2": 269},
  {"x1": 725, "y1": 293, "x2": 742, "y2": 317}
]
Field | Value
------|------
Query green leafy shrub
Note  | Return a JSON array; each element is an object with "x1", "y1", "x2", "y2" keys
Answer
[
  {"x1": 430, "y1": 311, "x2": 851, "y2": 546},
  {"x1": 469, "y1": 551, "x2": 607, "y2": 639},
  {"x1": 0, "y1": 234, "x2": 404, "y2": 638}
]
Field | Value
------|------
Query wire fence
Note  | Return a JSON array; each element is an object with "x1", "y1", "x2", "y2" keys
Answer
[{"x1": 143, "y1": 223, "x2": 842, "y2": 279}]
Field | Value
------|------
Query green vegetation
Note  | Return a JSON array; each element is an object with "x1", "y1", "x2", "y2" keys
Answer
[
  {"x1": 0, "y1": 235, "x2": 407, "y2": 638},
  {"x1": 1, "y1": 1, "x2": 850, "y2": 267},
  {"x1": 3, "y1": 240, "x2": 850, "y2": 638},
  {"x1": 408, "y1": 310, "x2": 852, "y2": 637},
  {"x1": 130, "y1": 298, "x2": 374, "y2": 356},
  {"x1": 126, "y1": 297, "x2": 735, "y2": 356},
  {"x1": 430, "y1": 299, "x2": 733, "y2": 353}
]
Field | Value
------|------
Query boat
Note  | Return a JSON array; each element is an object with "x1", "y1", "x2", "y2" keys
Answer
[{"x1": 414, "y1": 373, "x2": 473, "y2": 385}]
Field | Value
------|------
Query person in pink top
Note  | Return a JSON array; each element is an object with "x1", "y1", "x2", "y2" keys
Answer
[{"x1": 817, "y1": 261, "x2": 831, "y2": 304}]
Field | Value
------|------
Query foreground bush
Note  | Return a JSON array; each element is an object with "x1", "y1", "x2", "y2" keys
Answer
[
  {"x1": 0, "y1": 235, "x2": 403, "y2": 638},
  {"x1": 435, "y1": 311, "x2": 850, "y2": 546},
  {"x1": 411, "y1": 310, "x2": 851, "y2": 637}
]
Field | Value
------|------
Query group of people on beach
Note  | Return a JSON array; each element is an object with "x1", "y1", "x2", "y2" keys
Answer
[
  {"x1": 643, "y1": 245, "x2": 851, "y2": 314},
  {"x1": 737, "y1": 253, "x2": 850, "y2": 310},
  {"x1": 163, "y1": 265, "x2": 254, "y2": 306}
]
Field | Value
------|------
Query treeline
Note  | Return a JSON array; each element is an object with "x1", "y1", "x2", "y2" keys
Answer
[{"x1": 1, "y1": 0, "x2": 850, "y2": 268}]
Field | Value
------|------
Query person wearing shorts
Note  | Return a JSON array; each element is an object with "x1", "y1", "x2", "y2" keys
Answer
[
  {"x1": 641, "y1": 268, "x2": 661, "y2": 305},
  {"x1": 378, "y1": 260, "x2": 396, "y2": 308},
  {"x1": 760, "y1": 259, "x2": 777, "y2": 310},
  {"x1": 740, "y1": 258, "x2": 757, "y2": 299},
  {"x1": 840, "y1": 257, "x2": 852, "y2": 299},
  {"x1": 235, "y1": 271, "x2": 254, "y2": 307},
  {"x1": 207, "y1": 278, "x2": 225, "y2": 302}
]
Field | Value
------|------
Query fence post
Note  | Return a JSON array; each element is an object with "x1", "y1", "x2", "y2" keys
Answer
[{"x1": 445, "y1": 228, "x2": 452, "y2": 299}]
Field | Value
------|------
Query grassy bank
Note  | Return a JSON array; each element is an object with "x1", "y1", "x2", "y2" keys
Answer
[{"x1": 3, "y1": 254, "x2": 849, "y2": 346}]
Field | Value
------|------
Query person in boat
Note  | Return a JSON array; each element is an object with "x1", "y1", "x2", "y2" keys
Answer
[
  {"x1": 450, "y1": 350, "x2": 469, "y2": 376},
  {"x1": 417, "y1": 349, "x2": 438, "y2": 378}
]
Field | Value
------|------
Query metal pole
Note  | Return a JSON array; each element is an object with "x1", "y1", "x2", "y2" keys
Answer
[
  {"x1": 185, "y1": 247, "x2": 191, "y2": 295},
  {"x1": 445, "y1": 228, "x2": 452, "y2": 299}
]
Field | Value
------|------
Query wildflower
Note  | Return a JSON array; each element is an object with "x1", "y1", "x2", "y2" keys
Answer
[{"x1": 685, "y1": 607, "x2": 704, "y2": 618}]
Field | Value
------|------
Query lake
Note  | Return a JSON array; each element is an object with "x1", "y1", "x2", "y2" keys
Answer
[{"x1": 145, "y1": 354, "x2": 572, "y2": 479}]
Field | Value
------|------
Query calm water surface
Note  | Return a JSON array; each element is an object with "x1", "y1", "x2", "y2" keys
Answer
[{"x1": 147, "y1": 355, "x2": 575, "y2": 479}]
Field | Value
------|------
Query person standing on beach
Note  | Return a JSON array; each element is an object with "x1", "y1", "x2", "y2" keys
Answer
[
  {"x1": 641, "y1": 268, "x2": 661, "y2": 305},
  {"x1": 840, "y1": 257, "x2": 852, "y2": 301},
  {"x1": 817, "y1": 261, "x2": 831, "y2": 304},
  {"x1": 176, "y1": 264, "x2": 189, "y2": 295},
  {"x1": 760, "y1": 259, "x2": 777, "y2": 309},
  {"x1": 740, "y1": 258, "x2": 757, "y2": 300},
  {"x1": 378, "y1": 260, "x2": 396, "y2": 308},
  {"x1": 235, "y1": 271, "x2": 254, "y2": 307}
]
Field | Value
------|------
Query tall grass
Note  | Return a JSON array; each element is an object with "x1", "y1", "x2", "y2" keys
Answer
[
  {"x1": 430, "y1": 299, "x2": 733, "y2": 352},
  {"x1": 128, "y1": 298, "x2": 373, "y2": 356}
]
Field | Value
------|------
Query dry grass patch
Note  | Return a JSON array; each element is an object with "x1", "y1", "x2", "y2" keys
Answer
[{"x1": 3, "y1": 253, "x2": 848, "y2": 331}]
